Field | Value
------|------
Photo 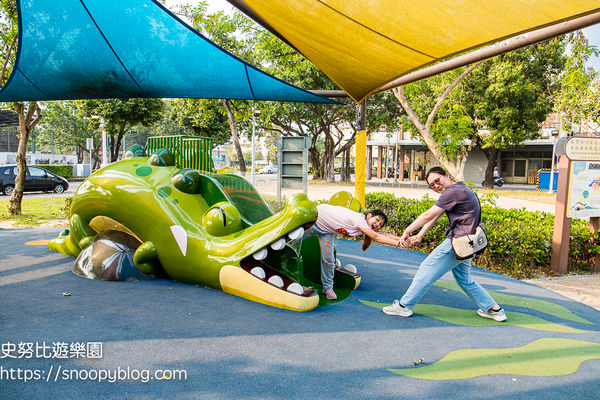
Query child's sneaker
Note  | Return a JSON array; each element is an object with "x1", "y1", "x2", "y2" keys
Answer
[
  {"x1": 323, "y1": 289, "x2": 337, "y2": 300},
  {"x1": 382, "y1": 300, "x2": 413, "y2": 317},
  {"x1": 477, "y1": 308, "x2": 507, "y2": 322}
]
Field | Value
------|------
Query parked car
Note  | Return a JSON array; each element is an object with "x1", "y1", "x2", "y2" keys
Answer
[
  {"x1": 0, "y1": 165, "x2": 69, "y2": 196},
  {"x1": 259, "y1": 164, "x2": 278, "y2": 174}
]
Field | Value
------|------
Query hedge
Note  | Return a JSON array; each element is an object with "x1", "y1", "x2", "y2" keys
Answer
[
  {"x1": 365, "y1": 191, "x2": 598, "y2": 279},
  {"x1": 32, "y1": 164, "x2": 73, "y2": 179}
]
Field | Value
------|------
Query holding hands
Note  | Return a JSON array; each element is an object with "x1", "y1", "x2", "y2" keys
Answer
[{"x1": 399, "y1": 232, "x2": 422, "y2": 248}]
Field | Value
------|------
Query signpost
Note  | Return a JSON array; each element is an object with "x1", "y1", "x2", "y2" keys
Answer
[{"x1": 552, "y1": 136, "x2": 600, "y2": 273}]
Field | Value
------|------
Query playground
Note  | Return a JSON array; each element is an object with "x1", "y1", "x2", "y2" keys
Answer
[
  {"x1": 1, "y1": 227, "x2": 599, "y2": 399},
  {"x1": 2, "y1": 1, "x2": 600, "y2": 398}
]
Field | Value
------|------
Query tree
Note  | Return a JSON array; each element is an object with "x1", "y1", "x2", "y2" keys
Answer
[
  {"x1": 78, "y1": 98, "x2": 165, "y2": 162},
  {"x1": 248, "y1": 24, "x2": 403, "y2": 182},
  {"x1": 555, "y1": 31, "x2": 599, "y2": 133},
  {"x1": 0, "y1": 0, "x2": 44, "y2": 215},
  {"x1": 169, "y1": 98, "x2": 230, "y2": 144},
  {"x1": 464, "y1": 38, "x2": 565, "y2": 187},
  {"x1": 179, "y1": 5, "x2": 405, "y2": 182},
  {"x1": 393, "y1": 63, "x2": 481, "y2": 181},
  {"x1": 36, "y1": 101, "x2": 102, "y2": 166},
  {"x1": 394, "y1": 37, "x2": 566, "y2": 187}
]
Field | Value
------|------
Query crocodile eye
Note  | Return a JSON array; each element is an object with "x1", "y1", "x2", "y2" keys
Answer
[
  {"x1": 123, "y1": 145, "x2": 146, "y2": 159},
  {"x1": 172, "y1": 169, "x2": 201, "y2": 194},
  {"x1": 202, "y1": 202, "x2": 242, "y2": 237},
  {"x1": 148, "y1": 148, "x2": 175, "y2": 167}
]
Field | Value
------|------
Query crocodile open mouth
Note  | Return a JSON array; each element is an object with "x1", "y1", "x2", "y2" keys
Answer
[{"x1": 239, "y1": 222, "x2": 316, "y2": 297}]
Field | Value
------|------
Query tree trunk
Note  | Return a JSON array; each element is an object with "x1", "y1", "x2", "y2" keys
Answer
[
  {"x1": 308, "y1": 144, "x2": 322, "y2": 180},
  {"x1": 93, "y1": 144, "x2": 102, "y2": 170},
  {"x1": 322, "y1": 133, "x2": 336, "y2": 182},
  {"x1": 9, "y1": 102, "x2": 42, "y2": 215},
  {"x1": 112, "y1": 130, "x2": 125, "y2": 162},
  {"x1": 340, "y1": 148, "x2": 351, "y2": 182},
  {"x1": 221, "y1": 99, "x2": 246, "y2": 175},
  {"x1": 392, "y1": 62, "x2": 481, "y2": 182},
  {"x1": 481, "y1": 147, "x2": 499, "y2": 189}
]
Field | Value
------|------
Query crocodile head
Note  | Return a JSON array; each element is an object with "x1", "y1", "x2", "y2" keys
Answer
[{"x1": 51, "y1": 152, "x2": 324, "y2": 311}]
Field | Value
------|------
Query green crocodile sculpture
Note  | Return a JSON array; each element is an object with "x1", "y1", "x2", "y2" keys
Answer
[{"x1": 49, "y1": 148, "x2": 360, "y2": 311}]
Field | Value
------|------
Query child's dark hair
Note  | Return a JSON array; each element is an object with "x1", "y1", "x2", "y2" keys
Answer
[
  {"x1": 367, "y1": 209, "x2": 388, "y2": 226},
  {"x1": 425, "y1": 166, "x2": 447, "y2": 182}
]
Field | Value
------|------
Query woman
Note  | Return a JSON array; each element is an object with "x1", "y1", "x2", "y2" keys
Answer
[{"x1": 382, "y1": 166, "x2": 507, "y2": 321}]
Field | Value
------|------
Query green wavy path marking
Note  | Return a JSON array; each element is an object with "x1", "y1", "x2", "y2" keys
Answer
[
  {"x1": 433, "y1": 280, "x2": 593, "y2": 325},
  {"x1": 388, "y1": 338, "x2": 600, "y2": 380},
  {"x1": 361, "y1": 300, "x2": 587, "y2": 333}
]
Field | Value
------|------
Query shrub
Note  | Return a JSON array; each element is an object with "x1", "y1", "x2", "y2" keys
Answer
[
  {"x1": 33, "y1": 164, "x2": 73, "y2": 179},
  {"x1": 366, "y1": 192, "x2": 598, "y2": 279}
]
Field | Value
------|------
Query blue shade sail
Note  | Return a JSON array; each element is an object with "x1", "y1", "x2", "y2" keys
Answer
[{"x1": 0, "y1": 0, "x2": 334, "y2": 104}]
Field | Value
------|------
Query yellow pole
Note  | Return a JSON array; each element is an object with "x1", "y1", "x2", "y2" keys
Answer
[{"x1": 354, "y1": 101, "x2": 366, "y2": 209}]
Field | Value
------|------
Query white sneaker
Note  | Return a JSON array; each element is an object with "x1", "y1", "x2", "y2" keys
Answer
[
  {"x1": 382, "y1": 300, "x2": 413, "y2": 317},
  {"x1": 477, "y1": 308, "x2": 507, "y2": 322}
]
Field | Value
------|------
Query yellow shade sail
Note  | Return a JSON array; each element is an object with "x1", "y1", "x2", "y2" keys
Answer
[{"x1": 237, "y1": 0, "x2": 600, "y2": 102}]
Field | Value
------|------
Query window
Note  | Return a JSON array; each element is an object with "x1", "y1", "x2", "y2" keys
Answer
[
  {"x1": 528, "y1": 159, "x2": 543, "y2": 170},
  {"x1": 28, "y1": 167, "x2": 46, "y2": 177}
]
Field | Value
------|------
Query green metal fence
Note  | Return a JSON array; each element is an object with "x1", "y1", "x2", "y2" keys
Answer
[{"x1": 145, "y1": 135, "x2": 214, "y2": 172}]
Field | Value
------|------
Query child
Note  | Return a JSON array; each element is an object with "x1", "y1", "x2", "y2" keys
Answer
[{"x1": 304, "y1": 203, "x2": 402, "y2": 300}]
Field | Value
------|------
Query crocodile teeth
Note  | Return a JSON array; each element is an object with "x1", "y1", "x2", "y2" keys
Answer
[
  {"x1": 343, "y1": 264, "x2": 357, "y2": 273},
  {"x1": 288, "y1": 227, "x2": 304, "y2": 240},
  {"x1": 250, "y1": 266, "x2": 266, "y2": 279},
  {"x1": 270, "y1": 238, "x2": 286, "y2": 251},
  {"x1": 267, "y1": 275, "x2": 284, "y2": 288},
  {"x1": 252, "y1": 248, "x2": 268, "y2": 260},
  {"x1": 287, "y1": 282, "x2": 304, "y2": 295}
]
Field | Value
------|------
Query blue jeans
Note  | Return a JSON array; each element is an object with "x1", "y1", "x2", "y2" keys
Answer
[
  {"x1": 303, "y1": 225, "x2": 336, "y2": 290},
  {"x1": 400, "y1": 238, "x2": 496, "y2": 311}
]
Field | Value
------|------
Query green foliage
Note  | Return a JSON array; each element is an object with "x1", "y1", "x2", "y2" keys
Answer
[
  {"x1": 169, "y1": 98, "x2": 230, "y2": 144},
  {"x1": 366, "y1": 192, "x2": 597, "y2": 279},
  {"x1": 465, "y1": 37, "x2": 565, "y2": 148},
  {"x1": 32, "y1": 164, "x2": 73, "y2": 179},
  {"x1": 431, "y1": 104, "x2": 474, "y2": 160},
  {"x1": 556, "y1": 32, "x2": 599, "y2": 131}
]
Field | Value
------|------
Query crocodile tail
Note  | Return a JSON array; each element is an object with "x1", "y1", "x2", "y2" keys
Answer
[{"x1": 48, "y1": 214, "x2": 95, "y2": 258}]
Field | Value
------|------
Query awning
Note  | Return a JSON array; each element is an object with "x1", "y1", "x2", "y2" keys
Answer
[
  {"x1": 230, "y1": 0, "x2": 600, "y2": 102},
  {"x1": 0, "y1": 0, "x2": 334, "y2": 104}
]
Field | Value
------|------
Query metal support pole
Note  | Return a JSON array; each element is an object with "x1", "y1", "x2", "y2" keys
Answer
[{"x1": 354, "y1": 101, "x2": 366, "y2": 208}]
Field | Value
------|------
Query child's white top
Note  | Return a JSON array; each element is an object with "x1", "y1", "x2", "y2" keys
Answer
[{"x1": 315, "y1": 204, "x2": 368, "y2": 236}]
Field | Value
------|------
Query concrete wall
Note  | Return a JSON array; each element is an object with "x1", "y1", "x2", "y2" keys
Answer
[
  {"x1": 0, "y1": 152, "x2": 77, "y2": 165},
  {"x1": 425, "y1": 148, "x2": 489, "y2": 184}
]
